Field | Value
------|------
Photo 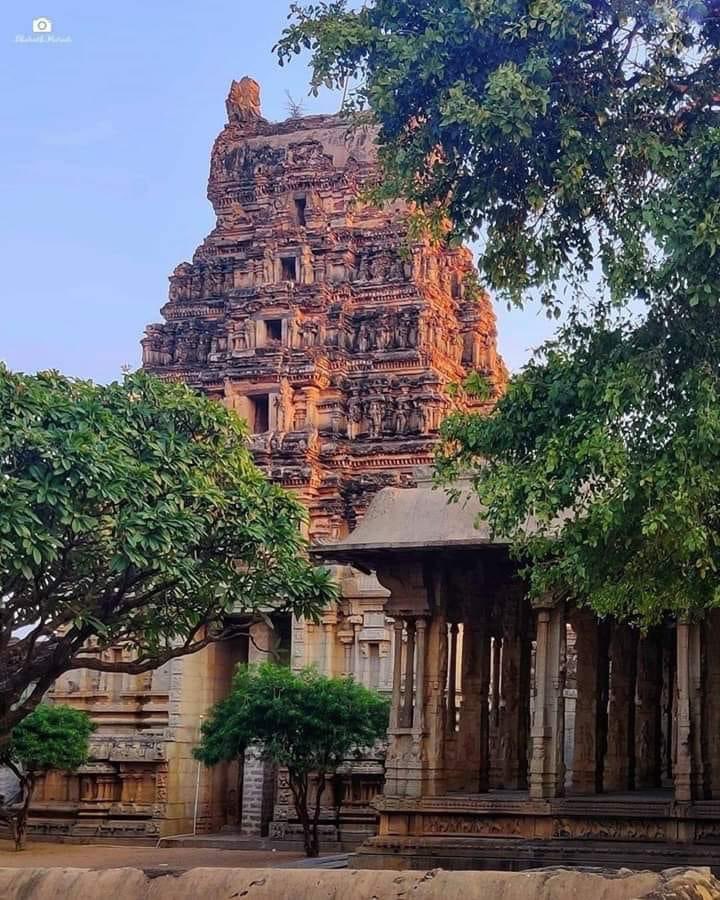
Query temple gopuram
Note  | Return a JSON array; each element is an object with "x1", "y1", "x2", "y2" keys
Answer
[
  {"x1": 25, "y1": 78, "x2": 506, "y2": 844},
  {"x1": 141, "y1": 77, "x2": 505, "y2": 537}
]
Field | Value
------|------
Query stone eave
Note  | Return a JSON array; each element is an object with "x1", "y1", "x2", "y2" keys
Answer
[{"x1": 311, "y1": 480, "x2": 512, "y2": 568}]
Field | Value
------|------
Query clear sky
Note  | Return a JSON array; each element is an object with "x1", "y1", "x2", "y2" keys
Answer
[{"x1": 1, "y1": 0, "x2": 558, "y2": 382}]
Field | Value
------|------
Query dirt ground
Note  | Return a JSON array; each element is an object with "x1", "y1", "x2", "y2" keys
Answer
[{"x1": 0, "y1": 840, "x2": 305, "y2": 871}]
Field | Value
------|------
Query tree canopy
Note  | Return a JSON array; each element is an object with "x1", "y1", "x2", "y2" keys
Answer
[
  {"x1": 195, "y1": 663, "x2": 389, "y2": 855},
  {"x1": 277, "y1": 0, "x2": 720, "y2": 305},
  {"x1": 4, "y1": 704, "x2": 93, "y2": 775},
  {"x1": 277, "y1": 1, "x2": 720, "y2": 624},
  {"x1": 0, "y1": 367, "x2": 335, "y2": 738},
  {"x1": 0, "y1": 704, "x2": 94, "y2": 849}
]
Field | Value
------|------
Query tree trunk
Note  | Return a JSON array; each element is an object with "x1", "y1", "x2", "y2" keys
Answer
[
  {"x1": 310, "y1": 771, "x2": 326, "y2": 858},
  {"x1": 289, "y1": 772, "x2": 317, "y2": 858},
  {"x1": 14, "y1": 773, "x2": 34, "y2": 851}
]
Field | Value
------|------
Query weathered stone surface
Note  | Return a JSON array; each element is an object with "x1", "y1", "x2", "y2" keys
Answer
[
  {"x1": 0, "y1": 866, "x2": 717, "y2": 900},
  {"x1": 142, "y1": 76, "x2": 506, "y2": 544}
]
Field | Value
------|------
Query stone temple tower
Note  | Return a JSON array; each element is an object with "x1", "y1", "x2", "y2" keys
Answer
[{"x1": 142, "y1": 77, "x2": 507, "y2": 540}]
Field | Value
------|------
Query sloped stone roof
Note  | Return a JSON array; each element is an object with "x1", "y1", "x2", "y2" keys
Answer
[{"x1": 312, "y1": 480, "x2": 505, "y2": 561}]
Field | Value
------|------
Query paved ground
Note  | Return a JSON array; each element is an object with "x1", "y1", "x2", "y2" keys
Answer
[{"x1": 0, "y1": 840, "x2": 307, "y2": 871}]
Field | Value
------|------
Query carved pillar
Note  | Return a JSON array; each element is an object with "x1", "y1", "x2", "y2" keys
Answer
[
  {"x1": 635, "y1": 630, "x2": 662, "y2": 790},
  {"x1": 242, "y1": 620, "x2": 276, "y2": 835},
  {"x1": 389, "y1": 619, "x2": 404, "y2": 731},
  {"x1": 377, "y1": 560, "x2": 451, "y2": 798},
  {"x1": 455, "y1": 616, "x2": 489, "y2": 792},
  {"x1": 447, "y1": 622, "x2": 458, "y2": 734},
  {"x1": 675, "y1": 620, "x2": 693, "y2": 801},
  {"x1": 352, "y1": 620, "x2": 362, "y2": 676},
  {"x1": 571, "y1": 611, "x2": 600, "y2": 794},
  {"x1": 689, "y1": 621, "x2": 707, "y2": 799},
  {"x1": 529, "y1": 602, "x2": 566, "y2": 799},
  {"x1": 704, "y1": 612, "x2": 720, "y2": 798},
  {"x1": 400, "y1": 620, "x2": 415, "y2": 728},
  {"x1": 660, "y1": 626, "x2": 676, "y2": 788},
  {"x1": 414, "y1": 618, "x2": 427, "y2": 737},
  {"x1": 421, "y1": 608, "x2": 448, "y2": 797},
  {"x1": 323, "y1": 622, "x2": 334, "y2": 675},
  {"x1": 499, "y1": 628, "x2": 529, "y2": 790},
  {"x1": 340, "y1": 636, "x2": 353, "y2": 677},
  {"x1": 488, "y1": 636, "x2": 502, "y2": 788},
  {"x1": 575, "y1": 614, "x2": 610, "y2": 795},
  {"x1": 443, "y1": 621, "x2": 461, "y2": 791},
  {"x1": 604, "y1": 624, "x2": 637, "y2": 792}
]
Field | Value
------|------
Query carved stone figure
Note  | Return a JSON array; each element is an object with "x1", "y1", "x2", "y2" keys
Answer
[
  {"x1": 376, "y1": 318, "x2": 391, "y2": 350},
  {"x1": 368, "y1": 399, "x2": 384, "y2": 438},
  {"x1": 394, "y1": 396, "x2": 412, "y2": 435},
  {"x1": 263, "y1": 248, "x2": 275, "y2": 284},
  {"x1": 357, "y1": 322, "x2": 370, "y2": 353},
  {"x1": 236, "y1": 321, "x2": 249, "y2": 350},
  {"x1": 347, "y1": 397, "x2": 363, "y2": 439},
  {"x1": 226, "y1": 77, "x2": 262, "y2": 124}
]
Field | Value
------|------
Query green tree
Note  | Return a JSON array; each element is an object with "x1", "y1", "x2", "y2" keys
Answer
[
  {"x1": 0, "y1": 367, "x2": 335, "y2": 741},
  {"x1": 195, "y1": 663, "x2": 389, "y2": 856},
  {"x1": 277, "y1": 1, "x2": 720, "y2": 624},
  {"x1": 0, "y1": 704, "x2": 94, "y2": 849}
]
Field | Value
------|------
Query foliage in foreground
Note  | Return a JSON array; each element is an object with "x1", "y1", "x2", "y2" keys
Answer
[
  {"x1": 195, "y1": 663, "x2": 389, "y2": 856},
  {"x1": 0, "y1": 367, "x2": 335, "y2": 739},
  {"x1": 0, "y1": 705, "x2": 93, "y2": 849},
  {"x1": 277, "y1": 0, "x2": 720, "y2": 624}
]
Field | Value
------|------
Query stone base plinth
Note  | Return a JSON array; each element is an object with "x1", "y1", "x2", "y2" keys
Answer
[{"x1": 357, "y1": 791, "x2": 720, "y2": 873}]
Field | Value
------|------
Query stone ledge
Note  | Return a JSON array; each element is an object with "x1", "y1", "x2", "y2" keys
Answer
[{"x1": 0, "y1": 865, "x2": 718, "y2": 899}]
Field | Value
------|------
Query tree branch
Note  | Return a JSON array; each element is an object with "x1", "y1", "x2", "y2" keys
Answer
[{"x1": 67, "y1": 624, "x2": 251, "y2": 675}]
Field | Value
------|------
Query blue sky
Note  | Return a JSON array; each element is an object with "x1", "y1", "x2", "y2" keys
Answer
[{"x1": 1, "y1": 0, "x2": 558, "y2": 382}]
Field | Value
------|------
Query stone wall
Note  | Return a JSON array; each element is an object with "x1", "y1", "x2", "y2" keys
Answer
[{"x1": 0, "y1": 866, "x2": 717, "y2": 900}]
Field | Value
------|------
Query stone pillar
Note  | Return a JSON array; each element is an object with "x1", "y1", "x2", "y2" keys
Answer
[
  {"x1": 635, "y1": 631, "x2": 662, "y2": 790},
  {"x1": 660, "y1": 627, "x2": 676, "y2": 788},
  {"x1": 421, "y1": 611, "x2": 448, "y2": 797},
  {"x1": 689, "y1": 622, "x2": 707, "y2": 799},
  {"x1": 389, "y1": 619, "x2": 404, "y2": 731},
  {"x1": 529, "y1": 602, "x2": 566, "y2": 799},
  {"x1": 571, "y1": 611, "x2": 602, "y2": 794},
  {"x1": 400, "y1": 620, "x2": 415, "y2": 729},
  {"x1": 675, "y1": 620, "x2": 694, "y2": 802},
  {"x1": 447, "y1": 622, "x2": 459, "y2": 734},
  {"x1": 705, "y1": 612, "x2": 720, "y2": 798},
  {"x1": 352, "y1": 620, "x2": 362, "y2": 679},
  {"x1": 603, "y1": 624, "x2": 637, "y2": 792},
  {"x1": 414, "y1": 618, "x2": 427, "y2": 737},
  {"x1": 488, "y1": 637, "x2": 502, "y2": 788},
  {"x1": 241, "y1": 620, "x2": 275, "y2": 835},
  {"x1": 456, "y1": 618, "x2": 489, "y2": 792},
  {"x1": 340, "y1": 636, "x2": 353, "y2": 677},
  {"x1": 323, "y1": 622, "x2": 335, "y2": 675},
  {"x1": 499, "y1": 629, "x2": 529, "y2": 790}
]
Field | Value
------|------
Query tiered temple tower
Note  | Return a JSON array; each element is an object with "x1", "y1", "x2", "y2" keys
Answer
[{"x1": 142, "y1": 77, "x2": 506, "y2": 538}]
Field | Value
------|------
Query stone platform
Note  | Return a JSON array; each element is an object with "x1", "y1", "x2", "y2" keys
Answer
[{"x1": 355, "y1": 790, "x2": 720, "y2": 872}]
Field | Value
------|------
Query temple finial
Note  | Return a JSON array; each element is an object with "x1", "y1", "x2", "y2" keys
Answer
[{"x1": 226, "y1": 77, "x2": 262, "y2": 124}]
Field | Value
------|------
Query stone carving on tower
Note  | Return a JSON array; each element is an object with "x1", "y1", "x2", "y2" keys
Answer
[{"x1": 142, "y1": 78, "x2": 507, "y2": 541}]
